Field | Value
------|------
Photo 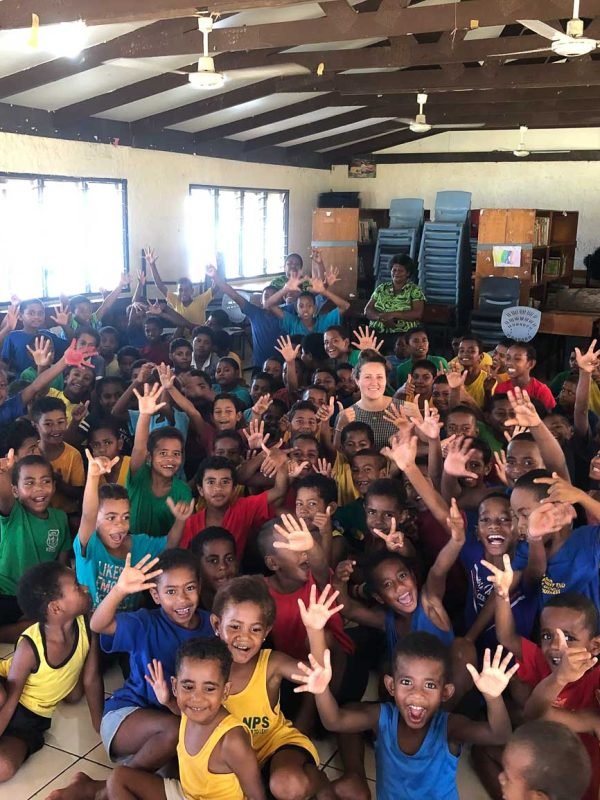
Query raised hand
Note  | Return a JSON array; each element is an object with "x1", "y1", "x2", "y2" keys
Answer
[
  {"x1": 313, "y1": 505, "x2": 334, "y2": 536},
  {"x1": 273, "y1": 514, "x2": 315, "y2": 553},
  {"x1": 504, "y1": 425, "x2": 529, "y2": 443},
  {"x1": 298, "y1": 584, "x2": 344, "y2": 632},
  {"x1": 555, "y1": 629, "x2": 598, "y2": 685},
  {"x1": 372, "y1": 517, "x2": 405, "y2": 553},
  {"x1": 493, "y1": 450, "x2": 509, "y2": 487},
  {"x1": 64, "y1": 339, "x2": 96, "y2": 368},
  {"x1": 260, "y1": 442, "x2": 287, "y2": 478},
  {"x1": 483, "y1": 371, "x2": 497, "y2": 394},
  {"x1": 465, "y1": 645, "x2": 519, "y2": 699},
  {"x1": 116, "y1": 554, "x2": 162, "y2": 596},
  {"x1": 85, "y1": 448, "x2": 119, "y2": 478},
  {"x1": 333, "y1": 559, "x2": 355, "y2": 594},
  {"x1": 505, "y1": 388, "x2": 541, "y2": 429},
  {"x1": 288, "y1": 459, "x2": 309, "y2": 479},
  {"x1": 413, "y1": 400, "x2": 443, "y2": 441},
  {"x1": 446, "y1": 497, "x2": 466, "y2": 544},
  {"x1": 1, "y1": 303, "x2": 19, "y2": 332},
  {"x1": 144, "y1": 659, "x2": 172, "y2": 706},
  {"x1": 133, "y1": 382, "x2": 166, "y2": 416},
  {"x1": 309, "y1": 276, "x2": 326, "y2": 295},
  {"x1": 527, "y1": 502, "x2": 576, "y2": 539},
  {"x1": 383, "y1": 402, "x2": 414, "y2": 436},
  {"x1": 316, "y1": 396, "x2": 342, "y2": 425},
  {"x1": 403, "y1": 373, "x2": 415, "y2": 402},
  {"x1": 157, "y1": 362, "x2": 176, "y2": 390},
  {"x1": 445, "y1": 363, "x2": 467, "y2": 390},
  {"x1": 26, "y1": 336, "x2": 54, "y2": 369},
  {"x1": 275, "y1": 335, "x2": 301, "y2": 363},
  {"x1": 481, "y1": 553, "x2": 513, "y2": 600},
  {"x1": 50, "y1": 302, "x2": 71, "y2": 327},
  {"x1": 381, "y1": 433, "x2": 418, "y2": 472},
  {"x1": 143, "y1": 247, "x2": 158, "y2": 267},
  {"x1": 118, "y1": 272, "x2": 129, "y2": 290},
  {"x1": 324, "y1": 265, "x2": 340, "y2": 288},
  {"x1": 71, "y1": 400, "x2": 90, "y2": 425},
  {"x1": 0, "y1": 449, "x2": 15, "y2": 475},
  {"x1": 575, "y1": 339, "x2": 600, "y2": 374},
  {"x1": 147, "y1": 299, "x2": 163, "y2": 316},
  {"x1": 242, "y1": 419, "x2": 270, "y2": 451},
  {"x1": 205, "y1": 264, "x2": 220, "y2": 283},
  {"x1": 166, "y1": 497, "x2": 195, "y2": 521},
  {"x1": 443, "y1": 436, "x2": 479, "y2": 480},
  {"x1": 284, "y1": 274, "x2": 302, "y2": 293},
  {"x1": 251, "y1": 392, "x2": 273, "y2": 418},
  {"x1": 136, "y1": 269, "x2": 146, "y2": 287},
  {"x1": 352, "y1": 325, "x2": 383, "y2": 353},
  {"x1": 313, "y1": 458, "x2": 333, "y2": 478},
  {"x1": 291, "y1": 650, "x2": 332, "y2": 695},
  {"x1": 535, "y1": 472, "x2": 586, "y2": 505},
  {"x1": 134, "y1": 361, "x2": 156, "y2": 386}
]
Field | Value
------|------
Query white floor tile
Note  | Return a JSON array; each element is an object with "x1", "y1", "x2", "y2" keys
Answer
[
  {"x1": 458, "y1": 748, "x2": 492, "y2": 799},
  {"x1": 322, "y1": 766, "x2": 376, "y2": 799},
  {"x1": 0, "y1": 641, "x2": 15, "y2": 658},
  {"x1": 313, "y1": 734, "x2": 337, "y2": 766},
  {"x1": 29, "y1": 758, "x2": 113, "y2": 799},
  {"x1": 103, "y1": 663, "x2": 125, "y2": 695},
  {"x1": 44, "y1": 698, "x2": 101, "y2": 756},
  {"x1": 1, "y1": 745, "x2": 77, "y2": 799},
  {"x1": 83, "y1": 743, "x2": 113, "y2": 769},
  {"x1": 327, "y1": 740, "x2": 376, "y2": 780}
]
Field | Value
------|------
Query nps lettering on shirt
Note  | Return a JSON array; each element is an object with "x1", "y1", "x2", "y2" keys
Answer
[
  {"x1": 46, "y1": 530, "x2": 60, "y2": 552},
  {"x1": 541, "y1": 575, "x2": 567, "y2": 596},
  {"x1": 243, "y1": 716, "x2": 270, "y2": 733}
]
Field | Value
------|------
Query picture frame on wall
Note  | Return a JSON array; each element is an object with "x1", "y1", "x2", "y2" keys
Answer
[{"x1": 348, "y1": 157, "x2": 376, "y2": 178}]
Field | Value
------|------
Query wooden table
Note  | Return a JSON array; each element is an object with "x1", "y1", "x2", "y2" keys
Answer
[{"x1": 538, "y1": 311, "x2": 599, "y2": 337}]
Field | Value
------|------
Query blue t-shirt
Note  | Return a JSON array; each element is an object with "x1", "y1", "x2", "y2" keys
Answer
[
  {"x1": 0, "y1": 393, "x2": 26, "y2": 426},
  {"x1": 74, "y1": 531, "x2": 167, "y2": 610},
  {"x1": 242, "y1": 301, "x2": 283, "y2": 368},
  {"x1": 513, "y1": 524, "x2": 600, "y2": 608},
  {"x1": 1, "y1": 329, "x2": 67, "y2": 374},
  {"x1": 384, "y1": 603, "x2": 454, "y2": 659},
  {"x1": 281, "y1": 308, "x2": 341, "y2": 336},
  {"x1": 102, "y1": 606, "x2": 214, "y2": 713},
  {"x1": 376, "y1": 704, "x2": 459, "y2": 800},
  {"x1": 128, "y1": 409, "x2": 190, "y2": 442},
  {"x1": 460, "y1": 536, "x2": 537, "y2": 650}
]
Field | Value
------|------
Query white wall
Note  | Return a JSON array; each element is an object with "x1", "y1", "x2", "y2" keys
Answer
[
  {"x1": 0, "y1": 132, "x2": 326, "y2": 284},
  {"x1": 328, "y1": 127, "x2": 600, "y2": 267}
]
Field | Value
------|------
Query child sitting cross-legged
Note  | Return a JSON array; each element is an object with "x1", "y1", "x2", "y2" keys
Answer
[
  {"x1": 293, "y1": 626, "x2": 517, "y2": 800},
  {"x1": 482, "y1": 556, "x2": 600, "y2": 800},
  {"x1": 52, "y1": 548, "x2": 215, "y2": 800},
  {"x1": 210, "y1": 575, "x2": 334, "y2": 800},
  {"x1": 75, "y1": 450, "x2": 194, "y2": 610},
  {"x1": 106, "y1": 637, "x2": 266, "y2": 800},
  {"x1": 0, "y1": 562, "x2": 102, "y2": 783}
]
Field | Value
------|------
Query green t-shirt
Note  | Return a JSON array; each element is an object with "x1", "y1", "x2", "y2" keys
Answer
[
  {"x1": 126, "y1": 464, "x2": 192, "y2": 537},
  {"x1": 395, "y1": 355, "x2": 449, "y2": 387},
  {"x1": 477, "y1": 421, "x2": 503, "y2": 454},
  {"x1": 549, "y1": 370, "x2": 569, "y2": 396},
  {"x1": 0, "y1": 502, "x2": 70, "y2": 595},
  {"x1": 334, "y1": 497, "x2": 367, "y2": 550},
  {"x1": 20, "y1": 367, "x2": 64, "y2": 391},
  {"x1": 369, "y1": 281, "x2": 426, "y2": 334}
]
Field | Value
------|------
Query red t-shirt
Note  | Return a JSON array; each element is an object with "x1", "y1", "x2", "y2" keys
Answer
[
  {"x1": 181, "y1": 492, "x2": 272, "y2": 556},
  {"x1": 494, "y1": 377, "x2": 556, "y2": 411},
  {"x1": 266, "y1": 572, "x2": 354, "y2": 661},
  {"x1": 140, "y1": 340, "x2": 171, "y2": 365},
  {"x1": 518, "y1": 637, "x2": 600, "y2": 800}
]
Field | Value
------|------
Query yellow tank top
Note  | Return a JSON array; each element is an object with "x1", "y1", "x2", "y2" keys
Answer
[
  {"x1": 223, "y1": 649, "x2": 318, "y2": 766},
  {"x1": 0, "y1": 616, "x2": 89, "y2": 718},
  {"x1": 99, "y1": 456, "x2": 131, "y2": 488},
  {"x1": 178, "y1": 713, "x2": 245, "y2": 800}
]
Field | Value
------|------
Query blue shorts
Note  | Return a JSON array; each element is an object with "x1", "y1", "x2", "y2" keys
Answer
[{"x1": 100, "y1": 705, "x2": 139, "y2": 761}]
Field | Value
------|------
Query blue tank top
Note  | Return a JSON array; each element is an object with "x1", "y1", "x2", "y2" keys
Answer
[
  {"x1": 385, "y1": 602, "x2": 454, "y2": 658},
  {"x1": 375, "y1": 704, "x2": 459, "y2": 800}
]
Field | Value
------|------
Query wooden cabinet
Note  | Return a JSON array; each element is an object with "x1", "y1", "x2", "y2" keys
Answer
[{"x1": 475, "y1": 208, "x2": 578, "y2": 308}]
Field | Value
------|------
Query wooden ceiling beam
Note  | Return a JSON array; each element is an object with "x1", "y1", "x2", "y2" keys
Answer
[
  {"x1": 0, "y1": 18, "x2": 189, "y2": 100},
  {"x1": 0, "y1": 0, "x2": 321, "y2": 27},
  {"x1": 113, "y1": 1, "x2": 600, "y2": 58},
  {"x1": 192, "y1": 93, "x2": 338, "y2": 142},
  {"x1": 344, "y1": 86, "x2": 600, "y2": 107},
  {"x1": 287, "y1": 119, "x2": 405, "y2": 153}
]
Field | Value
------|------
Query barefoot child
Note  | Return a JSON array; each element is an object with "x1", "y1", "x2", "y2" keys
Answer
[
  {"x1": 293, "y1": 631, "x2": 517, "y2": 800},
  {"x1": 210, "y1": 575, "x2": 333, "y2": 800},
  {"x1": 75, "y1": 450, "x2": 194, "y2": 610},
  {"x1": 106, "y1": 637, "x2": 266, "y2": 800},
  {"x1": 0, "y1": 562, "x2": 102, "y2": 782}
]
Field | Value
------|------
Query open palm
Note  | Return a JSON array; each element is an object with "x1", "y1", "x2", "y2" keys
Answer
[
  {"x1": 291, "y1": 651, "x2": 332, "y2": 695},
  {"x1": 466, "y1": 645, "x2": 519, "y2": 698}
]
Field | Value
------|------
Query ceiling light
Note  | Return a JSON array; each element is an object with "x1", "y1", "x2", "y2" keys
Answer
[
  {"x1": 552, "y1": 37, "x2": 597, "y2": 57},
  {"x1": 45, "y1": 21, "x2": 88, "y2": 58}
]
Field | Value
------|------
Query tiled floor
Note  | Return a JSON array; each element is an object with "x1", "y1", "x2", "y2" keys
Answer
[{"x1": 1, "y1": 651, "x2": 491, "y2": 800}]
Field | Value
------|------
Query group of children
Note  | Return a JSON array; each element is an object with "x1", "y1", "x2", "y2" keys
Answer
[{"x1": 0, "y1": 250, "x2": 599, "y2": 800}]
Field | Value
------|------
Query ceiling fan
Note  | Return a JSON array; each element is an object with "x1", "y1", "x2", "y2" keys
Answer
[
  {"x1": 108, "y1": 16, "x2": 310, "y2": 90},
  {"x1": 394, "y1": 93, "x2": 485, "y2": 133},
  {"x1": 489, "y1": 0, "x2": 599, "y2": 59},
  {"x1": 497, "y1": 126, "x2": 571, "y2": 158}
]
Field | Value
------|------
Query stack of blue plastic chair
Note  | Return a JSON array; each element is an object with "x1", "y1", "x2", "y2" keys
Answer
[
  {"x1": 374, "y1": 199, "x2": 424, "y2": 287},
  {"x1": 418, "y1": 191, "x2": 472, "y2": 312}
]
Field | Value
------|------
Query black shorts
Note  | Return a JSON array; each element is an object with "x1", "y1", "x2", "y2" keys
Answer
[
  {"x1": 3, "y1": 703, "x2": 51, "y2": 757},
  {"x1": 0, "y1": 594, "x2": 24, "y2": 625}
]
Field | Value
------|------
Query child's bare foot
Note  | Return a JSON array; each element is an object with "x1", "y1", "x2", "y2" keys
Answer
[
  {"x1": 331, "y1": 772, "x2": 371, "y2": 800},
  {"x1": 45, "y1": 771, "x2": 106, "y2": 800}
]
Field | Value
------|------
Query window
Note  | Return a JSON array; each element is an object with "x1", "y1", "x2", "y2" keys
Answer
[
  {"x1": 0, "y1": 173, "x2": 128, "y2": 301},
  {"x1": 188, "y1": 184, "x2": 288, "y2": 279}
]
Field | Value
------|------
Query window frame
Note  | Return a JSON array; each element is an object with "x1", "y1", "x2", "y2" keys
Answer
[
  {"x1": 188, "y1": 183, "x2": 289, "y2": 280},
  {"x1": 0, "y1": 171, "x2": 129, "y2": 301}
]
